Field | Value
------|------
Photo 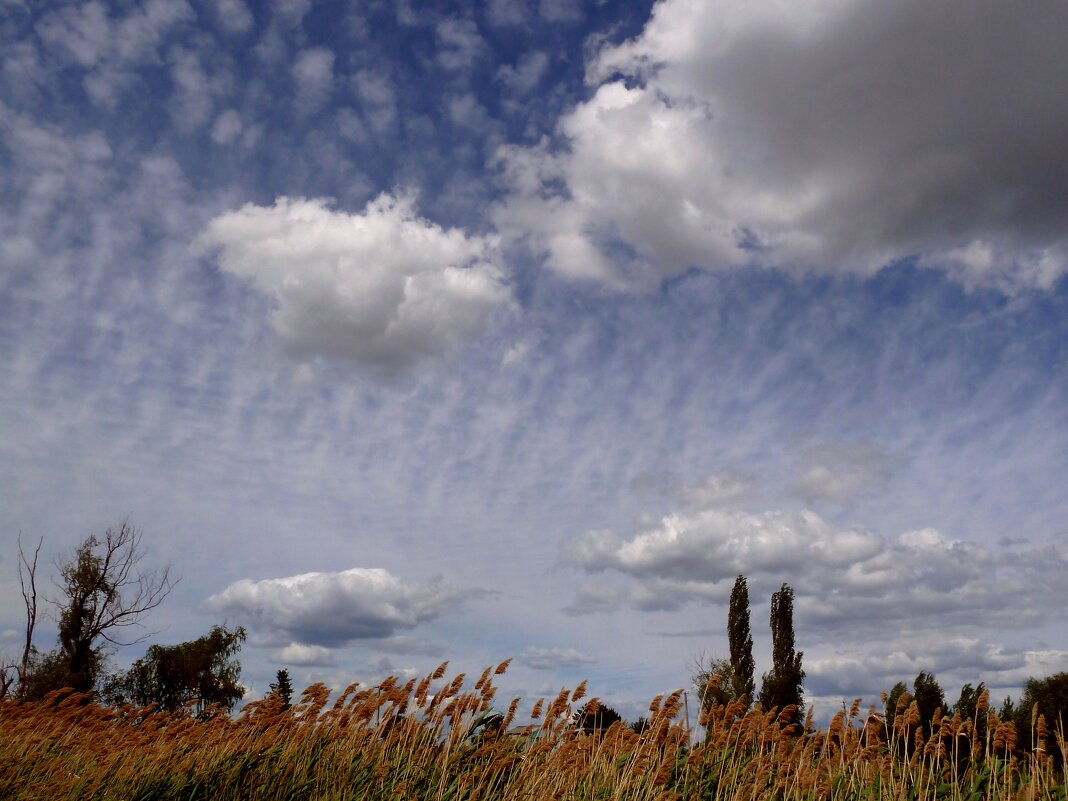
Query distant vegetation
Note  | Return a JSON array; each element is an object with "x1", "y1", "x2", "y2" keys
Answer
[{"x1": 2, "y1": 528, "x2": 1067, "y2": 799}]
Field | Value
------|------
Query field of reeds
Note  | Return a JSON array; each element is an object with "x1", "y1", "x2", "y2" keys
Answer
[{"x1": 2, "y1": 660, "x2": 1065, "y2": 801}]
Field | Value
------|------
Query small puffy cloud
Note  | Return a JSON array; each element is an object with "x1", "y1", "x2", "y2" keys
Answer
[
  {"x1": 496, "y1": 0, "x2": 1068, "y2": 292},
  {"x1": 36, "y1": 2, "x2": 113, "y2": 69},
  {"x1": 214, "y1": 0, "x2": 254, "y2": 34},
  {"x1": 486, "y1": 0, "x2": 529, "y2": 27},
  {"x1": 210, "y1": 109, "x2": 243, "y2": 145},
  {"x1": 790, "y1": 443, "x2": 895, "y2": 505},
  {"x1": 195, "y1": 193, "x2": 511, "y2": 375},
  {"x1": 518, "y1": 646, "x2": 598, "y2": 670},
  {"x1": 352, "y1": 70, "x2": 397, "y2": 135},
  {"x1": 272, "y1": 642, "x2": 335, "y2": 667},
  {"x1": 272, "y1": 0, "x2": 312, "y2": 26},
  {"x1": 436, "y1": 19, "x2": 486, "y2": 72},
  {"x1": 292, "y1": 47, "x2": 334, "y2": 115},
  {"x1": 168, "y1": 47, "x2": 214, "y2": 131},
  {"x1": 497, "y1": 51, "x2": 549, "y2": 96},
  {"x1": 205, "y1": 567, "x2": 481, "y2": 646}
]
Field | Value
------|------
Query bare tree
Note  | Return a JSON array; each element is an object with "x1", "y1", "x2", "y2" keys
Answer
[
  {"x1": 17, "y1": 521, "x2": 175, "y2": 698},
  {"x1": 1, "y1": 535, "x2": 41, "y2": 701}
]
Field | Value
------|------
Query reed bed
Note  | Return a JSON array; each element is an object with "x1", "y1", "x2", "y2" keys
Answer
[{"x1": 2, "y1": 661, "x2": 1065, "y2": 800}]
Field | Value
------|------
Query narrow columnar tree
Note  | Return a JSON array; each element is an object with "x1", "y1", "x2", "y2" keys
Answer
[
  {"x1": 727, "y1": 575, "x2": 755, "y2": 705},
  {"x1": 758, "y1": 582, "x2": 804, "y2": 721}
]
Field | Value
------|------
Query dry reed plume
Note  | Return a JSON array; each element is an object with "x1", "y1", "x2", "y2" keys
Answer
[{"x1": 1, "y1": 663, "x2": 1066, "y2": 800}]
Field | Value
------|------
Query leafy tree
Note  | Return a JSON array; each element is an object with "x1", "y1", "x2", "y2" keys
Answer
[
  {"x1": 269, "y1": 668, "x2": 294, "y2": 710},
  {"x1": 758, "y1": 583, "x2": 804, "y2": 723},
  {"x1": 885, "y1": 681, "x2": 909, "y2": 722},
  {"x1": 912, "y1": 671, "x2": 946, "y2": 738},
  {"x1": 693, "y1": 655, "x2": 737, "y2": 713},
  {"x1": 108, "y1": 625, "x2": 246, "y2": 715},
  {"x1": 19, "y1": 522, "x2": 173, "y2": 699},
  {"x1": 629, "y1": 716, "x2": 649, "y2": 735},
  {"x1": 1014, "y1": 672, "x2": 1068, "y2": 762},
  {"x1": 953, "y1": 682, "x2": 986, "y2": 719},
  {"x1": 574, "y1": 702, "x2": 623, "y2": 735},
  {"x1": 998, "y1": 695, "x2": 1016, "y2": 723},
  {"x1": 727, "y1": 575, "x2": 755, "y2": 706}
]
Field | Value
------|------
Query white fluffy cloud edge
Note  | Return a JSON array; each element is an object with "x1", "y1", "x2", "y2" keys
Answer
[
  {"x1": 205, "y1": 566, "x2": 483, "y2": 653},
  {"x1": 494, "y1": 0, "x2": 1068, "y2": 291},
  {"x1": 195, "y1": 192, "x2": 511, "y2": 375}
]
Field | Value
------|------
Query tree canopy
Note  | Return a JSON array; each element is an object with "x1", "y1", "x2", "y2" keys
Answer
[{"x1": 108, "y1": 625, "x2": 246, "y2": 715}]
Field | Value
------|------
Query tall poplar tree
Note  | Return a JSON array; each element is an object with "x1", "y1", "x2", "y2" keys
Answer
[
  {"x1": 727, "y1": 575, "x2": 755, "y2": 705},
  {"x1": 758, "y1": 582, "x2": 804, "y2": 721}
]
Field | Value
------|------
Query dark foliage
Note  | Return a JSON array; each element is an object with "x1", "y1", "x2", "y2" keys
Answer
[
  {"x1": 107, "y1": 625, "x2": 246, "y2": 715},
  {"x1": 727, "y1": 575, "x2": 755, "y2": 706},
  {"x1": 1013, "y1": 672, "x2": 1068, "y2": 763},
  {"x1": 574, "y1": 702, "x2": 623, "y2": 734},
  {"x1": 912, "y1": 671, "x2": 946, "y2": 738},
  {"x1": 758, "y1": 583, "x2": 804, "y2": 723},
  {"x1": 269, "y1": 668, "x2": 294, "y2": 710}
]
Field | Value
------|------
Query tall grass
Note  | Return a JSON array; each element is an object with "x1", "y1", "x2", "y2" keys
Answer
[{"x1": 1, "y1": 661, "x2": 1065, "y2": 800}]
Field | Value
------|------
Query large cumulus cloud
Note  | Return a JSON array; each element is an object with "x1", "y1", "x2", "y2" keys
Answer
[
  {"x1": 205, "y1": 567, "x2": 481, "y2": 646},
  {"x1": 564, "y1": 505, "x2": 1068, "y2": 636},
  {"x1": 196, "y1": 193, "x2": 511, "y2": 375},
  {"x1": 496, "y1": 0, "x2": 1068, "y2": 291}
]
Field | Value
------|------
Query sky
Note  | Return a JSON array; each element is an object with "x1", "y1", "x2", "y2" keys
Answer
[{"x1": 1, "y1": 0, "x2": 1067, "y2": 724}]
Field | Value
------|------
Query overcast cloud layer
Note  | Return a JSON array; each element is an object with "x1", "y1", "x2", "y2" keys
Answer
[{"x1": 1, "y1": 0, "x2": 1066, "y2": 722}]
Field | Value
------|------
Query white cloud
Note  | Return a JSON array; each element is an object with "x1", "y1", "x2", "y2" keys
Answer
[
  {"x1": 35, "y1": 0, "x2": 193, "y2": 110},
  {"x1": 272, "y1": 0, "x2": 312, "y2": 27},
  {"x1": 565, "y1": 504, "x2": 1068, "y2": 638},
  {"x1": 672, "y1": 471, "x2": 753, "y2": 508},
  {"x1": 214, "y1": 0, "x2": 254, "y2": 34},
  {"x1": 195, "y1": 193, "x2": 512, "y2": 375},
  {"x1": 352, "y1": 70, "x2": 397, "y2": 135},
  {"x1": 790, "y1": 443, "x2": 895, "y2": 505},
  {"x1": 273, "y1": 642, "x2": 335, "y2": 666},
  {"x1": 292, "y1": 47, "x2": 335, "y2": 116},
  {"x1": 518, "y1": 646, "x2": 597, "y2": 670},
  {"x1": 36, "y1": 2, "x2": 112, "y2": 69},
  {"x1": 436, "y1": 19, "x2": 486, "y2": 72},
  {"x1": 496, "y1": 0, "x2": 1068, "y2": 291},
  {"x1": 486, "y1": 0, "x2": 529, "y2": 27},
  {"x1": 205, "y1": 567, "x2": 481, "y2": 645},
  {"x1": 168, "y1": 47, "x2": 214, "y2": 131},
  {"x1": 210, "y1": 109, "x2": 243, "y2": 145},
  {"x1": 497, "y1": 51, "x2": 549, "y2": 96}
]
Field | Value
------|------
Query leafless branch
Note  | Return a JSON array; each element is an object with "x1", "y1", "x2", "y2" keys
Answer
[
  {"x1": 80, "y1": 521, "x2": 176, "y2": 647},
  {"x1": 18, "y1": 533, "x2": 42, "y2": 690}
]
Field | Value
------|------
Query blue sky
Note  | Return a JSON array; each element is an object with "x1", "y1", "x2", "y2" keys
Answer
[{"x1": 2, "y1": 0, "x2": 1067, "y2": 722}]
